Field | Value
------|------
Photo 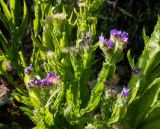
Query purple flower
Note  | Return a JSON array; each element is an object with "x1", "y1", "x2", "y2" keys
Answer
[
  {"x1": 24, "y1": 64, "x2": 33, "y2": 75},
  {"x1": 110, "y1": 29, "x2": 128, "y2": 43},
  {"x1": 121, "y1": 87, "x2": 130, "y2": 97},
  {"x1": 106, "y1": 39, "x2": 114, "y2": 48},
  {"x1": 27, "y1": 72, "x2": 61, "y2": 88},
  {"x1": 46, "y1": 72, "x2": 61, "y2": 85},
  {"x1": 99, "y1": 35, "x2": 106, "y2": 43}
]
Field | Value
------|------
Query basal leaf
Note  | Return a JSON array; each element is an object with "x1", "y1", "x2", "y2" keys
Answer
[
  {"x1": 140, "y1": 101, "x2": 160, "y2": 126},
  {"x1": 131, "y1": 78, "x2": 160, "y2": 128}
]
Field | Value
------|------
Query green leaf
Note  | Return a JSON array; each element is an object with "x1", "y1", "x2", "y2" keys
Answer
[
  {"x1": 144, "y1": 51, "x2": 160, "y2": 77},
  {"x1": 107, "y1": 103, "x2": 120, "y2": 125},
  {"x1": 127, "y1": 50, "x2": 135, "y2": 68},
  {"x1": 138, "y1": 16, "x2": 160, "y2": 70},
  {"x1": 142, "y1": 28, "x2": 149, "y2": 45},
  {"x1": 80, "y1": 62, "x2": 115, "y2": 116},
  {"x1": 33, "y1": 122, "x2": 46, "y2": 129},
  {"x1": 0, "y1": 0, "x2": 11, "y2": 22},
  {"x1": 140, "y1": 101, "x2": 160, "y2": 126},
  {"x1": 20, "y1": 106, "x2": 34, "y2": 117},
  {"x1": 33, "y1": 4, "x2": 42, "y2": 36},
  {"x1": 12, "y1": 92, "x2": 22, "y2": 102},
  {"x1": 31, "y1": 33, "x2": 48, "y2": 52},
  {"x1": 0, "y1": 30, "x2": 8, "y2": 52},
  {"x1": 149, "y1": 16, "x2": 160, "y2": 46},
  {"x1": 52, "y1": 85, "x2": 64, "y2": 112},
  {"x1": 19, "y1": 51, "x2": 27, "y2": 67},
  {"x1": 17, "y1": 0, "x2": 29, "y2": 40},
  {"x1": 21, "y1": 96, "x2": 31, "y2": 106},
  {"x1": 0, "y1": 10, "x2": 10, "y2": 31},
  {"x1": 138, "y1": 49, "x2": 150, "y2": 70},
  {"x1": 101, "y1": 97, "x2": 112, "y2": 121},
  {"x1": 131, "y1": 78, "x2": 160, "y2": 128},
  {"x1": 29, "y1": 89, "x2": 41, "y2": 109},
  {"x1": 45, "y1": 88, "x2": 60, "y2": 107},
  {"x1": 80, "y1": 83, "x2": 104, "y2": 115},
  {"x1": 45, "y1": 107, "x2": 54, "y2": 126},
  {"x1": 10, "y1": 0, "x2": 20, "y2": 26},
  {"x1": 128, "y1": 79, "x2": 140, "y2": 105},
  {"x1": 107, "y1": 95, "x2": 127, "y2": 125}
]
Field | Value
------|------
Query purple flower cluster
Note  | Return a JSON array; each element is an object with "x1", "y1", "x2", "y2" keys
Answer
[
  {"x1": 99, "y1": 35, "x2": 114, "y2": 48},
  {"x1": 27, "y1": 72, "x2": 61, "y2": 88},
  {"x1": 24, "y1": 64, "x2": 33, "y2": 75},
  {"x1": 110, "y1": 29, "x2": 128, "y2": 43},
  {"x1": 121, "y1": 87, "x2": 130, "y2": 97}
]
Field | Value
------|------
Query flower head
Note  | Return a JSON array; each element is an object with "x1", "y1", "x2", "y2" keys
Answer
[
  {"x1": 27, "y1": 72, "x2": 61, "y2": 88},
  {"x1": 121, "y1": 87, "x2": 130, "y2": 97},
  {"x1": 110, "y1": 29, "x2": 128, "y2": 43},
  {"x1": 45, "y1": 72, "x2": 61, "y2": 85}
]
